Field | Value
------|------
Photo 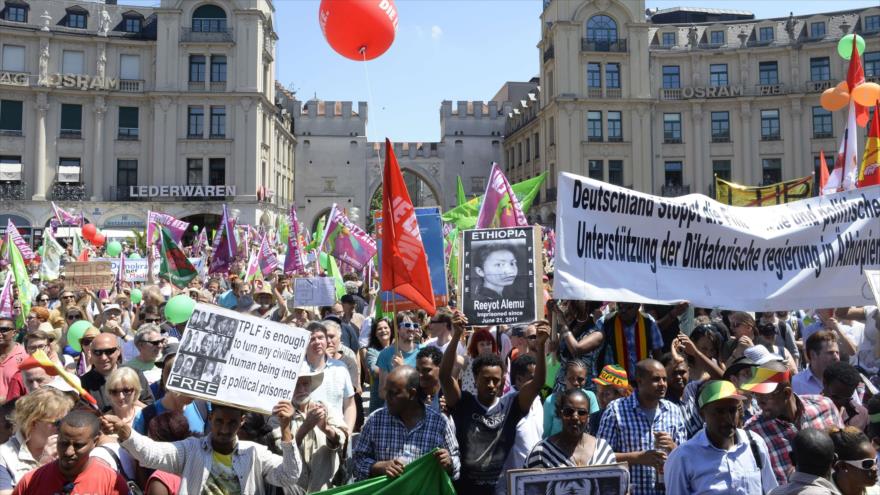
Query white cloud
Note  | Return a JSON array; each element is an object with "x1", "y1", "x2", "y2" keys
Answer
[{"x1": 431, "y1": 25, "x2": 443, "y2": 40}]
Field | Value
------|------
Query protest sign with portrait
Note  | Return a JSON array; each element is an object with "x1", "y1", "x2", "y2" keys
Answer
[
  {"x1": 459, "y1": 226, "x2": 542, "y2": 326},
  {"x1": 507, "y1": 463, "x2": 629, "y2": 495},
  {"x1": 166, "y1": 303, "x2": 309, "y2": 414}
]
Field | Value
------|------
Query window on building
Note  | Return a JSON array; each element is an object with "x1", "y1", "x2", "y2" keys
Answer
[
  {"x1": 123, "y1": 17, "x2": 142, "y2": 33},
  {"x1": 709, "y1": 64, "x2": 728, "y2": 87},
  {"x1": 608, "y1": 160, "x2": 623, "y2": 185},
  {"x1": 607, "y1": 111, "x2": 622, "y2": 141},
  {"x1": 711, "y1": 111, "x2": 730, "y2": 142},
  {"x1": 0, "y1": 100, "x2": 23, "y2": 134},
  {"x1": 208, "y1": 158, "x2": 226, "y2": 185},
  {"x1": 710, "y1": 30, "x2": 725, "y2": 45},
  {"x1": 187, "y1": 106, "x2": 204, "y2": 138},
  {"x1": 1, "y1": 45, "x2": 25, "y2": 72},
  {"x1": 210, "y1": 55, "x2": 227, "y2": 82},
  {"x1": 588, "y1": 160, "x2": 604, "y2": 180},
  {"x1": 865, "y1": 52, "x2": 880, "y2": 78},
  {"x1": 118, "y1": 107, "x2": 139, "y2": 139},
  {"x1": 762, "y1": 158, "x2": 782, "y2": 184},
  {"x1": 189, "y1": 55, "x2": 206, "y2": 82},
  {"x1": 60, "y1": 104, "x2": 82, "y2": 137},
  {"x1": 759, "y1": 61, "x2": 779, "y2": 85},
  {"x1": 809, "y1": 22, "x2": 826, "y2": 38},
  {"x1": 2, "y1": 4, "x2": 27, "y2": 22},
  {"x1": 662, "y1": 65, "x2": 680, "y2": 89},
  {"x1": 586, "y1": 15, "x2": 617, "y2": 41},
  {"x1": 120, "y1": 54, "x2": 140, "y2": 80},
  {"x1": 759, "y1": 26, "x2": 774, "y2": 42},
  {"x1": 66, "y1": 10, "x2": 87, "y2": 29},
  {"x1": 186, "y1": 158, "x2": 203, "y2": 185},
  {"x1": 712, "y1": 160, "x2": 732, "y2": 182},
  {"x1": 761, "y1": 109, "x2": 780, "y2": 140},
  {"x1": 210, "y1": 106, "x2": 226, "y2": 138},
  {"x1": 534, "y1": 133, "x2": 540, "y2": 158},
  {"x1": 587, "y1": 63, "x2": 601, "y2": 88},
  {"x1": 812, "y1": 106, "x2": 833, "y2": 138},
  {"x1": 661, "y1": 32, "x2": 675, "y2": 46},
  {"x1": 587, "y1": 111, "x2": 603, "y2": 142},
  {"x1": 606, "y1": 63, "x2": 620, "y2": 89},
  {"x1": 192, "y1": 4, "x2": 227, "y2": 32},
  {"x1": 549, "y1": 117, "x2": 555, "y2": 145},
  {"x1": 517, "y1": 143, "x2": 522, "y2": 165},
  {"x1": 665, "y1": 161, "x2": 683, "y2": 186},
  {"x1": 62, "y1": 50, "x2": 84, "y2": 75},
  {"x1": 116, "y1": 160, "x2": 137, "y2": 191},
  {"x1": 866, "y1": 15, "x2": 880, "y2": 32},
  {"x1": 0, "y1": 156, "x2": 22, "y2": 183},
  {"x1": 58, "y1": 158, "x2": 82, "y2": 183},
  {"x1": 810, "y1": 57, "x2": 831, "y2": 81},
  {"x1": 663, "y1": 113, "x2": 682, "y2": 143},
  {"x1": 525, "y1": 138, "x2": 531, "y2": 162}
]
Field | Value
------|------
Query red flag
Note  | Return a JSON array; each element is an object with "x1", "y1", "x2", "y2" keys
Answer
[
  {"x1": 381, "y1": 139, "x2": 436, "y2": 315},
  {"x1": 818, "y1": 149, "x2": 830, "y2": 196},
  {"x1": 858, "y1": 102, "x2": 880, "y2": 188},
  {"x1": 846, "y1": 36, "x2": 869, "y2": 127}
]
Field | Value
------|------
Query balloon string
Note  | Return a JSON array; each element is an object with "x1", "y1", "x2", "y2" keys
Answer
[{"x1": 360, "y1": 47, "x2": 381, "y2": 160}]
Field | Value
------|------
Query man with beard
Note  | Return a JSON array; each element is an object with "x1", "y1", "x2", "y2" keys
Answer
[
  {"x1": 597, "y1": 359, "x2": 687, "y2": 495},
  {"x1": 440, "y1": 312, "x2": 548, "y2": 494},
  {"x1": 664, "y1": 380, "x2": 777, "y2": 494}
]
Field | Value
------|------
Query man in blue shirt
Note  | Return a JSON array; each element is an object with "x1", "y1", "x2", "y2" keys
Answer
[
  {"x1": 216, "y1": 280, "x2": 251, "y2": 310},
  {"x1": 664, "y1": 380, "x2": 778, "y2": 494}
]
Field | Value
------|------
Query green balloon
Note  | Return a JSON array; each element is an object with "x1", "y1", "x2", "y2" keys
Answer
[
  {"x1": 128, "y1": 252, "x2": 141, "y2": 260},
  {"x1": 130, "y1": 288, "x2": 143, "y2": 305},
  {"x1": 193, "y1": 225, "x2": 200, "y2": 232},
  {"x1": 106, "y1": 241, "x2": 123, "y2": 257},
  {"x1": 838, "y1": 34, "x2": 865, "y2": 60},
  {"x1": 67, "y1": 320, "x2": 92, "y2": 352},
  {"x1": 37, "y1": 246, "x2": 45, "y2": 256},
  {"x1": 165, "y1": 294, "x2": 195, "y2": 324}
]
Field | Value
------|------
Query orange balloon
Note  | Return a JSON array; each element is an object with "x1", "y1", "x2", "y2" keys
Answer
[
  {"x1": 851, "y1": 82, "x2": 880, "y2": 107},
  {"x1": 820, "y1": 86, "x2": 849, "y2": 111}
]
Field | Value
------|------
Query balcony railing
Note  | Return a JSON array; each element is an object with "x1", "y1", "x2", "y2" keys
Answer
[
  {"x1": 118, "y1": 79, "x2": 144, "y2": 92},
  {"x1": 664, "y1": 137, "x2": 683, "y2": 144},
  {"x1": 118, "y1": 128, "x2": 139, "y2": 140},
  {"x1": 761, "y1": 133, "x2": 781, "y2": 141},
  {"x1": 813, "y1": 131, "x2": 833, "y2": 139},
  {"x1": 588, "y1": 135, "x2": 603, "y2": 143},
  {"x1": 711, "y1": 134, "x2": 730, "y2": 143},
  {"x1": 581, "y1": 38, "x2": 627, "y2": 53},
  {"x1": 661, "y1": 184, "x2": 690, "y2": 197},
  {"x1": 806, "y1": 80, "x2": 833, "y2": 93},
  {"x1": 606, "y1": 88, "x2": 622, "y2": 99},
  {"x1": 0, "y1": 182, "x2": 25, "y2": 201},
  {"x1": 180, "y1": 27, "x2": 234, "y2": 43},
  {"x1": 660, "y1": 88, "x2": 682, "y2": 100},
  {"x1": 587, "y1": 87, "x2": 602, "y2": 98},
  {"x1": 543, "y1": 45, "x2": 554, "y2": 62},
  {"x1": 0, "y1": 129, "x2": 23, "y2": 137},
  {"x1": 188, "y1": 81, "x2": 207, "y2": 92},
  {"x1": 59, "y1": 130, "x2": 82, "y2": 139},
  {"x1": 210, "y1": 81, "x2": 227, "y2": 92},
  {"x1": 50, "y1": 182, "x2": 86, "y2": 201}
]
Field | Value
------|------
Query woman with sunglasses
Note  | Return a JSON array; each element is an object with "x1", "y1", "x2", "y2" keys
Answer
[
  {"x1": 73, "y1": 326, "x2": 100, "y2": 376},
  {"x1": 525, "y1": 388, "x2": 615, "y2": 469},
  {"x1": 829, "y1": 426, "x2": 880, "y2": 495},
  {"x1": 90, "y1": 368, "x2": 142, "y2": 483},
  {"x1": 24, "y1": 307, "x2": 50, "y2": 335},
  {"x1": 0, "y1": 388, "x2": 75, "y2": 494}
]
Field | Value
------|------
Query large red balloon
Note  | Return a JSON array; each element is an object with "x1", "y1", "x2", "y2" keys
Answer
[
  {"x1": 92, "y1": 233, "x2": 106, "y2": 247},
  {"x1": 82, "y1": 223, "x2": 97, "y2": 241},
  {"x1": 319, "y1": 0, "x2": 397, "y2": 61}
]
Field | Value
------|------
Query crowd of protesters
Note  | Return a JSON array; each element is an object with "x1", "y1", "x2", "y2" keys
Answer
[{"x1": 0, "y1": 237, "x2": 879, "y2": 495}]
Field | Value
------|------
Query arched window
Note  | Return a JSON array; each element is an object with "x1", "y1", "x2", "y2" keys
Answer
[
  {"x1": 192, "y1": 4, "x2": 227, "y2": 32},
  {"x1": 586, "y1": 15, "x2": 617, "y2": 42}
]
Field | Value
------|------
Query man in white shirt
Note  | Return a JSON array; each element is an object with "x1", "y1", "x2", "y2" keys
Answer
[{"x1": 500, "y1": 354, "x2": 543, "y2": 492}]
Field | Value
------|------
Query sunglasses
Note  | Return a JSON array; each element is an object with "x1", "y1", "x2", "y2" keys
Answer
[
  {"x1": 561, "y1": 407, "x2": 589, "y2": 418},
  {"x1": 38, "y1": 298, "x2": 49, "y2": 302},
  {"x1": 66, "y1": 315, "x2": 82, "y2": 321},
  {"x1": 92, "y1": 348, "x2": 118, "y2": 357},
  {"x1": 142, "y1": 339, "x2": 166, "y2": 346},
  {"x1": 0, "y1": 327, "x2": 15, "y2": 334},
  {"x1": 61, "y1": 295, "x2": 76, "y2": 300},
  {"x1": 400, "y1": 322, "x2": 420, "y2": 330},
  {"x1": 144, "y1": 317, "x2": 161, "y2": 323},
  {"x1": 80, "y1": 338, "x2": 94, "y2": 347},
  {"x1": 842, "y1": 458, "x2": 877, "y2": 470},
  {"x1": 109, "y1": 388, "x2": 136, "y2": 396}
]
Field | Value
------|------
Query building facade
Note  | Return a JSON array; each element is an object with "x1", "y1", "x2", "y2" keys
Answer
[
  {"x1": 515, "y1": 0, "x2": 880, "y2": 224},
  {"x1": 0, "y1": 0, "x2": 294, "y2": 243}
]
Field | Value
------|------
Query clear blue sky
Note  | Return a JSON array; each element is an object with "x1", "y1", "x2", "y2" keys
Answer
[{"x1": 130, "y1": 0, "x2": 876, "y2": 142}]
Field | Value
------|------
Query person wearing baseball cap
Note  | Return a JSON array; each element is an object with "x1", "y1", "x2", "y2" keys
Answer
[
  {"x1": 665, "y1": 380, "x2": 778, "y2": 494},
  {"x1": 588, "y1": 364, "x2": 632, "y2": 435},
  {"x1": 742, "y1": 360, "x2": 843, "y2": 486}
]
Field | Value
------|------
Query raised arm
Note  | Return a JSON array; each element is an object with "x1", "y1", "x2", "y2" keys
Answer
[
  {"x1": 517, "y1": 320, "x2": 549, "y2": 413},
  {"x1": 440, "y1": 311, "x2": 467, "y2": 410}
]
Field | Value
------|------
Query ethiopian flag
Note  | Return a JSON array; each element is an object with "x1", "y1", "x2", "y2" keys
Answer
[
  {"x1": 315, "y1": 449, "x2": 454, "y2": 495},
  {"x1": 157, "y1": 224, "x2": 197, "y2": 288},
  {"x1": 858, "y1": 102, "x2": 880, "y2": 188}
]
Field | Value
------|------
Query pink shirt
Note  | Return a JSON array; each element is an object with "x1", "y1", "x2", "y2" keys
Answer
[
  {"x1": 147, "y1": 470, "x2": 181, "y2": 495},
  {"x1": 0, "y1": 345, "x2": 26, "y2": 401}
]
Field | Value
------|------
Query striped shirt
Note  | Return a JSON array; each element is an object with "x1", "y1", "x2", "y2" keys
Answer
[
  {"x1": 667, "y1": 380, "x2": 705, "y2": 439},
  {"x1": 524, "y1": 436, "x2": 616, "y2": 469},
  {"x1": 745, "y1": 394, "x2": 843, "y2": 485}
]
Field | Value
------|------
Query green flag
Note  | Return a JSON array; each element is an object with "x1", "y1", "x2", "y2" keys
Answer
[
  {"x1": 157, "y1": 224, "x2": 198, "y2": 288},
  {"x1": 456, "y1": 176, "x2": 467, "y2": 207},
  {"x1": 8, "y1": 237, "x2": 30, "y2": 329},
  {"x1": 306, "y1": 216, "x2": 326, "y2": 252},
  {"x1": 441, "y1": 172, "x2": 547, "y2": 229},
  {"x1": 318, "y1": 252, "x2": 346, "y2": 299},
  {"x1": 315, "y1": 449, "x2": 455, "y2": 495}
]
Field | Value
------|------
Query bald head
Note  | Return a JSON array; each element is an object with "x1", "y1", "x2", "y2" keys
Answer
[
  {"x1": 388, "y1": 365, "x2": 420, "y2": 392},
  {"x1": 90, "y1": 333, "x2": 120, "y2": 375},
  {"x1": 635, "y1": 359, "x2": 663, "y2": 381},
  {"x1": 92, "y1": 333, "x2": 117, "y2": 349}
]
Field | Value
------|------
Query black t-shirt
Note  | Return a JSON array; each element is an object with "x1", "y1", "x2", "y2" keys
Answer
[{"x1": 450, "y1": 391, "x2": 526, "y2": 491}]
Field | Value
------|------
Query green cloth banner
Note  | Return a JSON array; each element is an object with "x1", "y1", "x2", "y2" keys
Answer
[
  {"x1": 441, "y1": 172, "x2": 547, "y2": 229},
  {"x1": 314, "y1": 449, "x2": 455, "y2": 495},
  {"x1": 456, "y1": 176, "x2": 467, "y2": 207}
]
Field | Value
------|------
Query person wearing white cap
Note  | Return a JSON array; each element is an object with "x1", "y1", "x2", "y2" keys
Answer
[{"x1": 99, "y1": 304, "x2": 128, "y2": 341}]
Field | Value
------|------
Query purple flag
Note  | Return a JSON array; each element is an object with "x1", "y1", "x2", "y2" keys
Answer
[
  {"x1": 6, "y1": 220, "x2": 35, "y2": 261},
  {"x1": 475, "y1": 163, "x2": 529, "y2": 228},
  {"x1": 51, "y1": 202, "x2": 80, "y2": 226},
  {"x1": 209, "y1": 204, "x2": 238, "y2": 275},
  {"x1": 0, "y1": 273, "x2": 13, "y2": 318},
  {"x1": 319, "y1": 204, "x2": 377, "y2": 271},
  {"x1": 146, "y1": 211, "x2": 189, "y2": 247},
  {"x1": 191, "y1": 230, "x2": 207, "y2": 258},
  {"x1": 284, "y1": 205, "x2": 306, "y2": 275},
  {"x1": 257, "y1": 235, "x2": 279, "y2": 276}
]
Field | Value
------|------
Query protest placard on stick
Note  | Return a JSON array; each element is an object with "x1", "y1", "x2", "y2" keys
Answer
[
  {"x1": 166, "y1": 304, "x2": 309, "y2": 414},
  {"x1": 459, "y1": 226, "x2": 542, "y2": 326},
  {"x1": 292, "y1": 277, "x2": 337, "y2": 307},
  {"x1": 64, "y1": 261, "x2": 114, "y2": 291}
]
